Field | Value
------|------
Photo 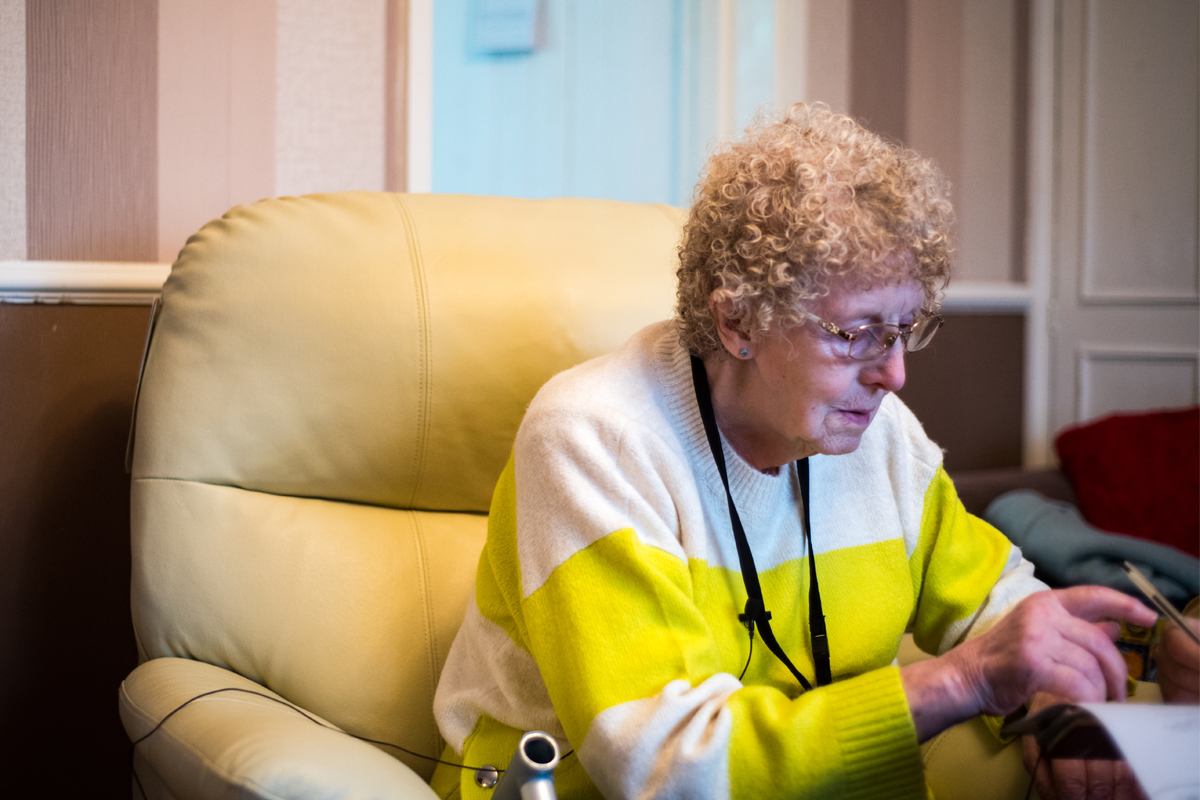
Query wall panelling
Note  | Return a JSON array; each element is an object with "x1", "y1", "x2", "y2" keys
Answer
[
  {"x1": 0, "y1": 302, "x2": 150, "y2": 797},
  {"x1": 27, "y1": 0, "x2": 157, "y2": 262}
]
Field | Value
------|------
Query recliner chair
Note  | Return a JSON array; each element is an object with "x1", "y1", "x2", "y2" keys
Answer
[
  {"x1": 119, "y1": 192, "x2": 683, "y2": 798},
  {"x1": 119, "y1": 190, "x2": 1040, "y2": 799}
]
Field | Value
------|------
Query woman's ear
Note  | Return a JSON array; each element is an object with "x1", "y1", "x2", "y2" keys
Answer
[{"x1": 708, "y1": 294, "x2": 753, "y2": 360}]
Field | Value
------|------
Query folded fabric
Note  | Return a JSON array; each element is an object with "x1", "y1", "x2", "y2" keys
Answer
[{"x1": 984, "y1": 490, "x2": 1200, "y2": 608}]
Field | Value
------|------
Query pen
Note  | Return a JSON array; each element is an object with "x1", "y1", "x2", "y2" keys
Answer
[{"x1": 1121, "y1": 560, "x2": 1200, "y2": 646}]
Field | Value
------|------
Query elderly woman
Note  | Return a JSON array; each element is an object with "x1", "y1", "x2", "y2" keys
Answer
[{"x1": 432, "y1": 103, "x2": 1153, "y2": 799}]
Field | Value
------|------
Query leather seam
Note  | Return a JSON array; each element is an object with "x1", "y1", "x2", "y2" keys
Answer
[
  {"x1": 392, "y1": 194, "x2": 433, "y2": 508},
  {"x1": 130, "y1": 475, "x2": 491, "y2": 516},
  {"x1": 411, "y1": 512, "x2": 447, "y2": 761},
  {"x1": 120, "y1": 681, "x2": 291, "y2": 800}
]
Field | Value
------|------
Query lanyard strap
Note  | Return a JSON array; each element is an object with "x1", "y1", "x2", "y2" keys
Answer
[{"x1": 689, "y1": 355, "x2": 831, "y2": 689}]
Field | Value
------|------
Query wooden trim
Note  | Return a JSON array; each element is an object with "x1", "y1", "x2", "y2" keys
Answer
[
  {"x1": 386, "y1": 0, "x2": 409, "y2": 192},
  {"x1": 1022, "y1": 0, "x2": 1055, "y2": 467},
  {"x1": 715, "y1": 0, "x2": 735, "y2": 141},
  {"x1": 406, "y1": 0, "x2": 433, "y2": 192}
]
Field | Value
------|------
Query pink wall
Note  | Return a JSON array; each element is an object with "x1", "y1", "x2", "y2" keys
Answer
[{"x1": 9, "y1": 0, "x2": 406, "y2": 265}]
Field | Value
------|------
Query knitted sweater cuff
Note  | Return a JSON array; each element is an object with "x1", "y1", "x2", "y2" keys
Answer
[{"x1": 827, "y1": 667, "x2": 926, "y2": 799}]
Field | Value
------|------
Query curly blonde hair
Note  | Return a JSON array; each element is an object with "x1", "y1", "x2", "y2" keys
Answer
[{"x1": 675, "y1": 102, "x2": 954, "y2": 355}]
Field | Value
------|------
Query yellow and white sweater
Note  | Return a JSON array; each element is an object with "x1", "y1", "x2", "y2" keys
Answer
[{"x1": 432, "y1": 321, "x2": 1043, "y2": 799}]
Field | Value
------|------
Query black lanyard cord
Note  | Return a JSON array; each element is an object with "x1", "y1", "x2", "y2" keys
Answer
[{"x1": 689, "y1": 355, "x2": 831, "y2": 689}]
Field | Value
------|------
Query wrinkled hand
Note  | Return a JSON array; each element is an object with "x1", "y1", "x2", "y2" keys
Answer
[
  {"x1": 902, "y1": 586, "x2": 1157, "y2": 744},
  {"x1": 1021, "y1": 693, "x2": 1147, "y2": 800},
  {"x1": 1155, "y1": 618, "x2": 1200, "y2": 704},
  {"x1": 947, "y1": 586, "x2": 1156, "y2": 717}
]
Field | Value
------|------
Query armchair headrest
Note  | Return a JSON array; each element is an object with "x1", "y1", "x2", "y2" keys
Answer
[{"x1": 133, "y1": 192, "x2": 684, "y2": 513}]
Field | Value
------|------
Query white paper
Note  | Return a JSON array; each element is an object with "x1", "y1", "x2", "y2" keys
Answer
[{"x1": 1080, "y1": 703, "x2": 1200, "y2": 799}]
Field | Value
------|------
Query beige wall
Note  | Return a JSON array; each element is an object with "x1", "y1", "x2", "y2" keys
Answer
[
  {"x1": 844, "y1": 0, "x2": 1028, "y2": 285},
  {"x1": 0, "y1": 0, "x2": 25, "y2": 260},
  {"x1": 6, "y1": 0, "x2": 405, "y2": 265},
  {"x1": 157, "y1": 0, "x2": 277, "y2": 264},
  {"x1": 276, "y1": 0, "x2": 389, "y2": 199}
]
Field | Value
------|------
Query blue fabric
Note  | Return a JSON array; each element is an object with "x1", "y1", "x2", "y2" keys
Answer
[{"x1": 984, "y1": 490, "x2": 1200, "y2": 608}]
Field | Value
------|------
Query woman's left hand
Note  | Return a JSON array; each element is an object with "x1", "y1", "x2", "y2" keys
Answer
[{"x1": 1021, "y1": 692, "x2": 1147, "y2": 800}]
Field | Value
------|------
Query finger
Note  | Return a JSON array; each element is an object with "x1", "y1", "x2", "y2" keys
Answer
[
  {"x1": 1036, "y1": 757, "x2": 1058, "y2": 800},
  {"x1": 1096, "y1": 620, "x2": 1120, "y2": 641},
  {"x1": 1044, "y1": 642, "x2": 1108, "y2": 701},
  {"x1": 1022, "y1": 734, "x2": 1042, "y2": 774},
  {"x1": 1057, "y1": 615, "x2": 1131, "y2": 700},
  {"x1": 1020, "y1": 722, "x2": 1058, "y2": 798},
  {"x1": 1083, "y1": 756, "x2": 1115, "y2": 800},
  {"x1": 1157, "y1": 661, "x2": 1200, "y2": 704},
  {"x1": 1157, "y1": 642, "x2": 1200, "y2": 692},
  {"x1": 1049, "y1": 757, "x2": 1088, "y2": 800},
  {"x1": 1113, "y1": 759, "x2": 1145, "y2": 800},
  {"x1": 1163, "y1": 625, "x2": 1200, "y2": 674},
  {"x1": 1055, "y1": 586, "x2": 1157, "y2": 628}
]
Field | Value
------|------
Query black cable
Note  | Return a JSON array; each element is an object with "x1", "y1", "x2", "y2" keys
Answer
[
  {"x1": 132, "y1": 762, "x2": 147, "y2": 800},
  {"x1": 132, "y1": 686, "x2": 503, "y2": 768},
  {"x1": 1024, "y1": 746, "x2": 1046, "y2": 800},
  {"x1": 129, "y1": 686, "x2": 578, "y2": 796},
  {"x1": 131, "y1": 686, "x2": 576, "y2": 799},
  {"x1": 738, "y1": 621, "x2": 755, "y2": 681}
]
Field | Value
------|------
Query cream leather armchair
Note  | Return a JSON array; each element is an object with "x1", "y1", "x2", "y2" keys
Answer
[
  {"x1": 120, "y1": 191, "x2": 1037, "y2": 799},
  {"x1": 119, "y1": 192, "x2": 683, "y2": 798}
]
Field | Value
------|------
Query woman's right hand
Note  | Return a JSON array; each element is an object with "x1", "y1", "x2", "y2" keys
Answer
[
  {"x1": 949, "y1": 585, "x2": 1155, "y2": 716},
  {"x1": 903, "y1": 586, "x2": 1157, "y2": 742}
]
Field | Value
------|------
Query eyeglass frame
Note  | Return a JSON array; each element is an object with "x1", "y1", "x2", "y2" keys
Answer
[{"x1": 798, "y1": 309, "x2": 944, "y2": 361}]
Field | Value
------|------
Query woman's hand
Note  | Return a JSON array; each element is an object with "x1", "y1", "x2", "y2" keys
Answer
[
  {"x1": 1155, "y1": 617, "x2": 1200, "y2": 703},
  {"x1": 948, "y1": 586, "x2": 1154, "y2": 715},
  {"x1": 1021, "y1": 692, "x2": 1147, "y2": 800},
  {"x1": 902, "y1": 586, "x2": 1156, "y2": 741}
]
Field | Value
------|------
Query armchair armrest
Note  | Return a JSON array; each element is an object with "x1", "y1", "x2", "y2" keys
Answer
[
  {"x1": 950, "y1": 467, "x2": 1075, "y2": 517},
  {"x1": 119, "y1": 658, "x2": 438, "y2": 800}
]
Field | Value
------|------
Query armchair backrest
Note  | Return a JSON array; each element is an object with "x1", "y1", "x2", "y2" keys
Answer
[{"x1": 129, "y1": 192, "x2": 683, "y2": 778}]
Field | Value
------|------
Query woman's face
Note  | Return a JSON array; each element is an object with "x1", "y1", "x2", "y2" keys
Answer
[{"x1": 732, "y1": 279, "x2": 925, "y2": 463}]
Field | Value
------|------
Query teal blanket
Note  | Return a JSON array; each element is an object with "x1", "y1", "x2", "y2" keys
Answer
[{"x1": 985, "y1": 490, "x2": 1200, "y2": 608}]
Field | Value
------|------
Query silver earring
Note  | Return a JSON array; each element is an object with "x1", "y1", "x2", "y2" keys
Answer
[{"x1": 738, "y1": 347, "x2": 750, "y2": 359}]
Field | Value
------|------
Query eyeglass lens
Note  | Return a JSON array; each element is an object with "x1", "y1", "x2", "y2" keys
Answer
[{"x1": 847, "y1": 316, "x2": 942, "y2": 360}]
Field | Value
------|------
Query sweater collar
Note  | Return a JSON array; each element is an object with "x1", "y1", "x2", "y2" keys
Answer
[{"x1": 653, "y1": 322, "x2": 793, "y2": 513}]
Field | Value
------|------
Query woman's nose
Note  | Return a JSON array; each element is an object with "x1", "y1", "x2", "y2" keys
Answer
[{"x1": 862, "y1": 342, "x2": 907, "y2": 393}]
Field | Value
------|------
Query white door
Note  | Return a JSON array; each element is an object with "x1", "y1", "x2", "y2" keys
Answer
[{"x1": 1046, "y1": 0, "x2": 1199, "y2": 443}]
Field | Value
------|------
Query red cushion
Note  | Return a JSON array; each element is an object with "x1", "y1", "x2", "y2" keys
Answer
[{"x1": 1054, "y1": 406, "x2": 1199, "y2": 557}]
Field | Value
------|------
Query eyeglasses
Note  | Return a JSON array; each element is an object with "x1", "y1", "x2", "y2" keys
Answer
[{"x1": 800, "y1": 310, "x2": 944, "y2": 361}]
